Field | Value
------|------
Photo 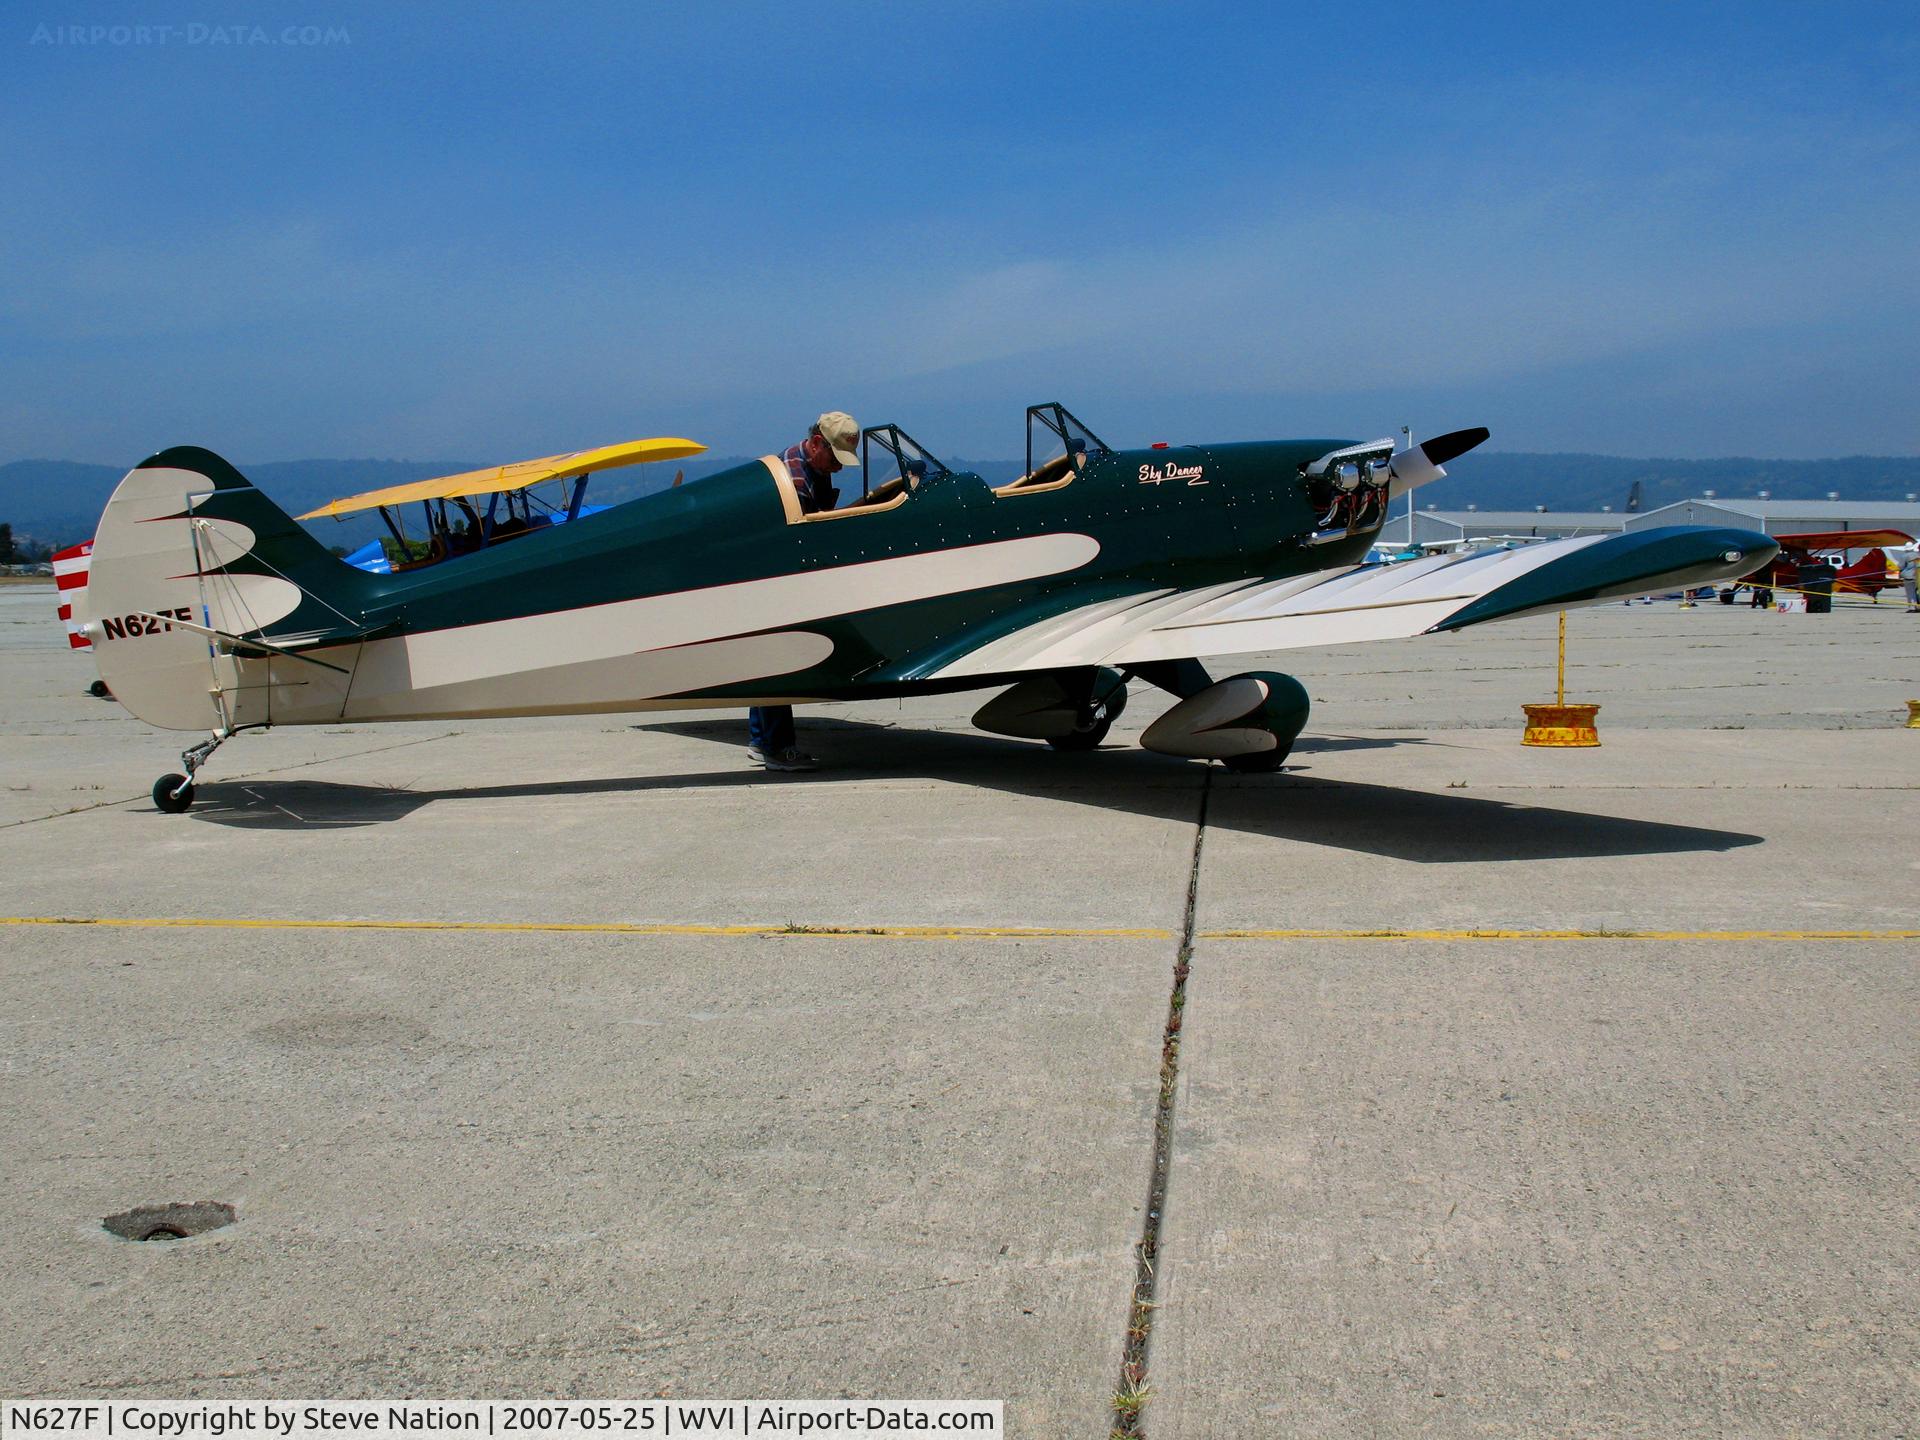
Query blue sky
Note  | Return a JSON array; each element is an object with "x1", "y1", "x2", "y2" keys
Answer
[{"x1": 4, "y1": 1, "x2": 1916, "y2": 464}]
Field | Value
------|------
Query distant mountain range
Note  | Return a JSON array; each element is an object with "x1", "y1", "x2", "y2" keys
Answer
[
  {"x1": 6, "y1": 451, "x2": 1919, "y2": 550},
  {"x1": 1455, "y1": 453, "x2": 1920, "y2": 517}
]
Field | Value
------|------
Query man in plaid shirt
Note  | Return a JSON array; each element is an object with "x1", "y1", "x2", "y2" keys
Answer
[{"x1": 748, "y1": 411, "x2": 860, "y2": 771}]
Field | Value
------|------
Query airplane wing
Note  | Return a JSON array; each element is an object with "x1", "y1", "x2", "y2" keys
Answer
[
  {"x1": 1772, "y1": 529, "x2": 1913, "y2": 551},
  {"x1": 910, "y1": 525, "x2": 1776, "y2": 680},
  {"x1": 297, "y1": 437, "x2": 707, "y2": 520}
]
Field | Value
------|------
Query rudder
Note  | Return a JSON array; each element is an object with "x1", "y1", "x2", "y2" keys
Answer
[{"x1": 76, "y1": 447, "x2": 374, "y2": 731}]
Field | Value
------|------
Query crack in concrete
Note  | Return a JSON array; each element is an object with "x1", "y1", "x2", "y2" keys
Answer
[{"x1": 1112, "y1": 765, "x2": 1211, "y2": 1437}]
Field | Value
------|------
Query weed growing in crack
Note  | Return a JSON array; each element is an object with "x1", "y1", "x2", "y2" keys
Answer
[{"x1": 1113, "y1": 1378, "x2": 1152, "y2": 1420}]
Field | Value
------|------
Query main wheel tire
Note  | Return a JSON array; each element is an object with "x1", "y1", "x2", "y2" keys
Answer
[
  {"x1": 1047, "y1": 715, "x2": 1112, "y2": 752},
  {"x1": 1222, "y1": 746, "x2": 1290, "y2": 774},
  {"x1": 152, "y1": 774, "x2": 195, "y2": 813},
  {"x1": 88, "y1": 679, "x2": 112, "y2": 699},
  {"x1": 1046, "y1": 683, "x2": 1128, "y2": 752}
]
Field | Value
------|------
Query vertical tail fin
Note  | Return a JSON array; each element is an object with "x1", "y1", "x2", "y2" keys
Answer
[{"x1": 76, "y1": 447, "x2": 375, "y2": 730}]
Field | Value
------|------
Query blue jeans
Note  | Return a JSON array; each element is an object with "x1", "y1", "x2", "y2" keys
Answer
[{"x1": 748, "y1": 705, "x2": 795, "y2": 753}]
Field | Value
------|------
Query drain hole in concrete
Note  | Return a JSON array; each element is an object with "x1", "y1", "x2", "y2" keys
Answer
[{"x1": 103, "y1": 1202, "x2": 236, "y2": 1242}]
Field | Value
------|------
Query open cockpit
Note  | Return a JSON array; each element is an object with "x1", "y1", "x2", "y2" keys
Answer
[
  {"x1": 993, "y1": 403, "x2": 1110, "y2": 496},
  {"x1": 762, "y1": 423, "x2": 962, "y2": 524},
  {"x1": 762, "y1": 403, "x2": 1114, "y2": 524}
]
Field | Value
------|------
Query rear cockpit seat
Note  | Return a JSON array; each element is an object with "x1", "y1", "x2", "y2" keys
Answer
[{"x1": 992, "y1": 452, "x2": 1078, "y2": 496}]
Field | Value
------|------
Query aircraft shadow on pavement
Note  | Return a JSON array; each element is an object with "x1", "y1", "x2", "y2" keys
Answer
[
  {"x1": 183, "y1": 719, "x2": 1761, "y2": 862},
  {"x1": 1290, "y1": 734, "x2": 1434, "y2": 755}
]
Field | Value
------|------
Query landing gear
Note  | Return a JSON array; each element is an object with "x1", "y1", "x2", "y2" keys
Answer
[
  {"x1": 1046, "y1": 720, "x2": 1107, "y2": 751},
  {"x1": 151, "y1": 729, "x2": 230, "y2": 814},
  {"x1": 1046, "y1": 676, "x2": 1129, "y2": 752},
  {"x1": 1222, "y1": 750, "x2": 1287, "y2": 774},
  {"x1": 1136, "y1": 663, "x2": 1310, "y2": 768},
  {"x1": 152, "y1": 774, "x2": 194, "y2": 813},
  {"x1": 974, "y1": 667, "x2": 1129, "y2": 749}
]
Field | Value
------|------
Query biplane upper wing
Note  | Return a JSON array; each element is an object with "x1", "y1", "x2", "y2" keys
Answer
[
  {"x1": 297, "y1": 437, "x2": 707, "y2": 519},
  {"x1": 1770, "y1": 529, "x2": 1914, "y2": 552},
  {"x1": 912, "y1": 525, "x2": 1776, "y2": 679}
]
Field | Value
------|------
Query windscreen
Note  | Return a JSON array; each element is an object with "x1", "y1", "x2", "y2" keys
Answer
[
  {"x1": 1026, "y1": 404, "x2": 1109, "y2": 480},
  {"x1": 862, "y1": 426, "x2": 952, "y2": 496}
]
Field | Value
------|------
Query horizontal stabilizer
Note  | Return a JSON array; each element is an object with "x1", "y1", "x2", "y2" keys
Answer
[{"x1": 123, "y1": 612, "x2": 352, "y2": 673}]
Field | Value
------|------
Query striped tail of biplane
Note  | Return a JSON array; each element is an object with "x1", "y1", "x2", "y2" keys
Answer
[{"x1": 52, "y1": 541, "x2": 94, "y2": 649}]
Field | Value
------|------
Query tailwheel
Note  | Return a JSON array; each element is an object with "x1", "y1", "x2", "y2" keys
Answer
[
  {"x1": 152, "y1": 773, "x2": 195, "y2": 813},
  {"x1": 151, "y1": 727, "x2": 231, "y2": 814}
]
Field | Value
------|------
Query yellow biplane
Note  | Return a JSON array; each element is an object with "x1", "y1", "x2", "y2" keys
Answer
[{"x1": 300, "y1": 436, "x2": 706, "y2": 572}]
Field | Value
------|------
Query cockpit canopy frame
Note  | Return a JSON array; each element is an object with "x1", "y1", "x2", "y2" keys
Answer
[
  {"x1": 1027, "y1": 403, "x2": 1110, "y2": 484},
  {"x1": 858, "y1": 424, "x2": 953, "y2": 500}
]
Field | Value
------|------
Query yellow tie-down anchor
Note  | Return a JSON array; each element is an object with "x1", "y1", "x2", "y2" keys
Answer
[{"x1": 1522, "y1": 612, "x2": 1600, "y2": 747}]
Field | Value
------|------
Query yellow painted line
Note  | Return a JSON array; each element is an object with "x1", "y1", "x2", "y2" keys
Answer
[
  {"x1": 1200, "y1": 928, "x2": 1920, "y2": 942},
  {"x1": 0, "y1": 915, "x2": 1172, "y2": 941},
  {"x1": 5, "y1": 917, "x2": 1911, "y2": 944}
]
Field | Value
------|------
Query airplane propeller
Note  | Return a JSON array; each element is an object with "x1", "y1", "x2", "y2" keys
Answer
[{"x1": 1383, "y1": 425, "x2": 1490, "y2": 495}]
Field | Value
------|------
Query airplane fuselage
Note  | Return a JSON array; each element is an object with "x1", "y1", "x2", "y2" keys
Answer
[{"x1": 310, "y1": 439, "x2": 1367, "y2": 714}]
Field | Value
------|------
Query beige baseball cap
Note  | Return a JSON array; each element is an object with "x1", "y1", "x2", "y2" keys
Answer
[{"x1": 815, "y1": 411, "x2": 861, "y2": 466}]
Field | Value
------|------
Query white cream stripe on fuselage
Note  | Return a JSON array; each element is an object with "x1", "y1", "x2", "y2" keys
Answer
[{"x1": 307, "y1": 532, "x2": 1103, "y2": 723}]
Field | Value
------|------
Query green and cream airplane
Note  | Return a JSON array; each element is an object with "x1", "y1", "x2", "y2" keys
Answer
[{"x1": 76, "y1": 403, "x2": 1777, "y2": 812}]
